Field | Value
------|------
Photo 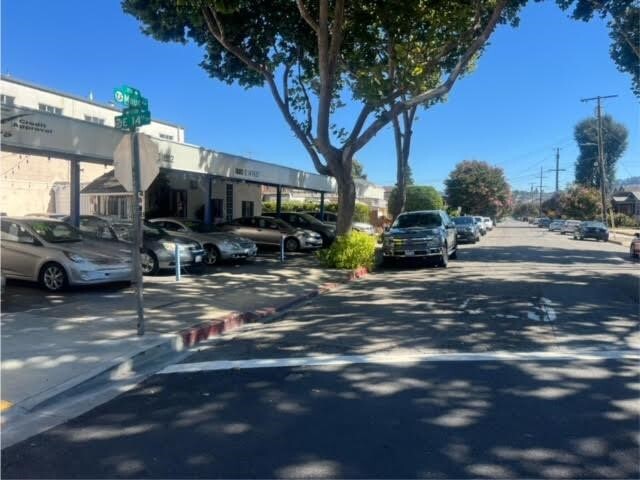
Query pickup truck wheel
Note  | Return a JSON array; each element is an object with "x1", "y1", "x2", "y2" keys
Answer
[{"x1": 438, "y1": 246, "x2": 449, "y2": 268}]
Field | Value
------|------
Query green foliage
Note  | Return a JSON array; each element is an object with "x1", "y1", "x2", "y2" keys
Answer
[
  {"x1": 559, "y1": 0, "x2": 639, "y2": 96},
  {"x1": 388, "y1": 185, "x2": 443, "y2": 217},
  {"x1": 611, "y1": 212, "x2": 640, "y2": 227},
  {"x1": 352, "y1": 159, "x2": 367, "y2": 180},
  {"x1": 561, "y1": 185, "x2": 602, "y2": 220},
  {"x1": 574, "y1": 114, "x2": 629, "y2": 189},
  {"x1": 444, "y1": 160, "x2": 512, "y2": 217},
  {"x1": 316, "y1": 231, "x2": 377, "y2": 270},
  {"x1": 541, "y1": 193, "x2": 564, "y2": 218},
  {"x1": 261, "y1": 200, "x2": 370, "y2": 223},
  {"x1": 512, "y1": 202, "x2": 537, "y2": 218}
]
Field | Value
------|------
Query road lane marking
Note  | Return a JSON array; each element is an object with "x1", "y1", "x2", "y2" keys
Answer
[{"x1": 158, "y1": 349, "x2": 640, "y2": 375}]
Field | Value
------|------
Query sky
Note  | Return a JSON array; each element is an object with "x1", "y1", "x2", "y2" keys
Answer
[{"x1": 1, "y1": 0, "x2": 638, "y2": 193}]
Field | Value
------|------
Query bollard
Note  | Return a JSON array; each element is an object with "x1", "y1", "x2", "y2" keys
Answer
[
  {"x1": 175, "y1": 243, "x2": 181, "y2": 281},
  {"x1": 280, "y1": 234, "x2": 285, "y2": 263}
]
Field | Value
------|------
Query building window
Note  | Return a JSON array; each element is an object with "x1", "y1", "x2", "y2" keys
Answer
[
  {"x1": 211, "y1": 199, "x2": 223, "y2": 219},
  {"x1": 84, "y1": 115, "x2": 105, "y2": 125},
  {"x1": 159, "y1": 133, "x2": 174, "y2": 141},
  {"x1": 1, "y1": 95, "x2": 15, "y2": 106},
  {"x1": 225, "y1": 184, "x2": 234, "y2": 221},
  {"x1": 38, "y1": 103, "x2": 63, "y2": 115},
  {"x1": 241, "y1": 201, "x2": 254, "y2": 218},
  {"x1": 170, "y1": 189, "x2": 188, "y2": 217}
]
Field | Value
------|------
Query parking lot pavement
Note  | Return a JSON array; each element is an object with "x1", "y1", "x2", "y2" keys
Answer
[{"x1": 0, "y1": 252, "x2": 349, "y2": 419}]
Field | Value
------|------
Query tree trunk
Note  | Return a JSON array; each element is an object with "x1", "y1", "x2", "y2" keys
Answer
[
  {"x1": 331, "y1": 150, "x2": 356, "y2": 235},
  {"x1": 392, "y1": 105, "x2": 416, "y2": 218}
]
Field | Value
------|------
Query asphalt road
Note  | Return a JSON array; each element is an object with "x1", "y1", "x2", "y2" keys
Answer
[{"x1": 2, "y1": 220, "x2": 638, "y2": 479}]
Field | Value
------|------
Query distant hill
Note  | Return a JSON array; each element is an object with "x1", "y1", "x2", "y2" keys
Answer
[{"x1": 615, "y1": 177, "x2": 640, "y2": 191}]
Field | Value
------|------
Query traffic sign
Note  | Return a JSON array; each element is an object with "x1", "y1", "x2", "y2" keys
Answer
[
  {"x1": 113, "y1": 133, "x2": 159, "y2": 192},
  {"x1": 113, "y1": 86, "x2": 147, "y2": 108}
]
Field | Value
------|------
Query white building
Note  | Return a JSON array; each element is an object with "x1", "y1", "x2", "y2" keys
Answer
[{"x1": 1, "y1": 76, "x2": 334, "y2": 224}]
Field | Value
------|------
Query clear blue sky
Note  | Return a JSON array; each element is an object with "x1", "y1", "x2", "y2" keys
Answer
[{"x1": 2, "y1": 0, "x2": 638, "y2": 192}]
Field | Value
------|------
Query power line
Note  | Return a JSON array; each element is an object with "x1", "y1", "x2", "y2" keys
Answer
[{"x1": 547, "y1": 147, "x2": 566, "y2": 192}]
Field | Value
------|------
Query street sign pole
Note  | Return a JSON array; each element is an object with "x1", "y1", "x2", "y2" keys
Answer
[{"x1": 131, "y1": 130, "x2": 145, "y2": 336}]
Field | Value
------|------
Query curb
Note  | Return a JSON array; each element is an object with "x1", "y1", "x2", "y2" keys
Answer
[{"x1": 179, "y1": 266, "x2": 371, "y2": 348}]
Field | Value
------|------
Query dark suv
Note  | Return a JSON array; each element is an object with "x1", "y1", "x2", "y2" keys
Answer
[
  {"x1": 382, "y1": 210, "x2": 458, "y2": 267},
  {"x1": 453, "y1": 216, "x2": 480, "y2": 243},
  {"x1": 263, "y1": 212, "x2": 335, "y2": 246},
  {"x1": 573, "y1": 221, "x2": 609, "y2": 242}
]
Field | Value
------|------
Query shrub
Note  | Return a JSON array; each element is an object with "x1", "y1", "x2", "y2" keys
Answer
[
  {"x1": 611, "y1": 212, "x2": 640, "y2": 228},
  {"x1": 317, "y1": 231, "x2": 377, "y2": 270}
]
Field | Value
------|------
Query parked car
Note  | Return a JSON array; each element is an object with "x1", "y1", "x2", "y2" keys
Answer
[
  {"x1": 218, "y1": 216, "x2": 323, "y2": 251},
  {"x1": 472, "y1": 216, "x2": 487, "y2": 235},
  {"x1": 483, "y1": 217, "x2": 494, "y2": 231},
  {"x1": 263, "y1": 212, "x2": 335, "y2": 246},
  {"x1": 630, "y1": 233, "x2": 640, "y2": 259},
  {"x1": 25, "y1": 213, "x2": 68, "y2": 220},
  {"x1": 538, "y1": 217, "x2": 551, "y2": 228},
  {"x1": 306, "y1": 211, "x2": 375, "y2": 235},
  {"x1": 0, "y1": 217, "x2": 132, "y2": 291},
  {"x1": 382, "y1": 210, "x2": 458, "y2": 267},
  {"x1": 573, "y1": 221, "x2": 609, "y2": 242},
  {"x1": 111, "y1": 221, "x2": 205, "y2": 275},
  {"x1": 148, "y1": 218, "x2": 257, "y2": 265},
  {"x1": 453, "y1": 216, "x2": 480, "y2": 244},
  {"x1": 548, "y1": 220, "x2": 565, "y2": 232},
  {"x1": 560, "y1": 219, "x2": 581, "y2": 235}
]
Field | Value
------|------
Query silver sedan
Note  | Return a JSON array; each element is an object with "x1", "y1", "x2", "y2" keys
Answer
[{"x1": 0, "y1": 217, "x2": 132, "y2": 291}]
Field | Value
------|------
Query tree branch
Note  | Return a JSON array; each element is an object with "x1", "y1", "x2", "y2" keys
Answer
[
  {"x1": 352, "y1": 0, "x2": 508, "y2": 153},
  {"x1": 296, "y1": 0, "x2": 319, "y2": 34},
  {"x1": 201, "y1": 5, "x2": 268, "y2": 75},
  {"x1": 316, "y1": 0, "x2": 332, "y2": 152},
  {"x1": 345, "y1": 104, "x2": 372, "y2": 146},
  {"x1": 297, "y1": 62, "x2": 313, "y2": 137},
  {"x1": 327, "y1": 0, "x2": 345, "y2": 81}
]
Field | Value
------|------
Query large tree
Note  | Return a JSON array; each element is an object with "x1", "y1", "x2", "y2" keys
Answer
[
  {"x1": 122, "y1": 0, "x2": 525, "y2": 234},
  {"x1": 574, "y1": 114, "x2": 628, "y2": 189},
  {"x1": 559, "y1": 0, "x2": 639, "y2": 96},
  {"x1": 388, "y1": 185, "x2": 443, "y2": 218},
  {"x1": 444, "y1": 160, "x2": 512, "y2": 217},
  {"x1": 561, "y1": 185, "x2": 602, "y2": 219}
]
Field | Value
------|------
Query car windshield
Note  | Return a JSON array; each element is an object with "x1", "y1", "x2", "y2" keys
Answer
[
  {"x1": 584, "y1": 221, "x2": 605, "y2": 228},
  {"x1": 182, "y1": 220, "x2": 218, "y2": 233},
  {"x1": 25, "y1": 220, "x2": 82, "y2": 243},
  {"x1": 453, "y1": 217, "x2": 474, "y2": 225},
  {"x1": 393, "y1": 212, "x2": 442, "y2": 229}
]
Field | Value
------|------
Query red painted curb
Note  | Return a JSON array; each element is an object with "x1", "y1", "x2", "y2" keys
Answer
[{"x1": 178, "y1": 266, "x2": 371, "y2": 348}]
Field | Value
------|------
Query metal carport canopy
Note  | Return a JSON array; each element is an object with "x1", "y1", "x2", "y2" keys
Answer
[{"x1": 0, "y1": 105, "x2": 335, "y2": 193}]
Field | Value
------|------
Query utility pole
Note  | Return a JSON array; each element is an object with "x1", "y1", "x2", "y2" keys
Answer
[
  {"x1": 538, "y1": 167, "x2": 546, "y2": 216},
  {"x1": 529, "y1": 182, "x2": 536, "y2": 216},
  {"x1": 547, "y1": 148, "x2": 565, "y2": 192},
  {"x1": 580, "y1": 95, "x2": 618, "y2": 224}
]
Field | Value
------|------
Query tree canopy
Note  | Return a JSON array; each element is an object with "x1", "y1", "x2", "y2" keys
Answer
[
  {"x1": 388, "y1": 185, "x2": 443, "y2": 218},
  {"x1": 574, "y1": 114, "x2": 628, "y2": 189},
  {"x1": 444, "y1": 160, "x2": 512, "y2": 217},
  {"x1": 122, "y1": 0, "x2": 525, "y2": 233},
  {"x1": 559, "y1": 0, "x2": 639, "y2": 96}
]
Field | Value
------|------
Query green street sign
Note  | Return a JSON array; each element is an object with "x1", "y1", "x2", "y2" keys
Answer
[
  {"x1": 116, "y1": 111, "x2": 151, "y2": 131},
  {"x1": 113, "y1": 86, "x2": 145, "y2": 107}
]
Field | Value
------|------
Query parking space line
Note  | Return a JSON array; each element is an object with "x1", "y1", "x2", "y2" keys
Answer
[{"x1": 158, "y1": 349, "x2": 640, "y2": 375}]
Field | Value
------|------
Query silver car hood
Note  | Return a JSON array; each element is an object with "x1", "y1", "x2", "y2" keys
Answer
[{"x1": 51, "y1": 240, "x2": 131, "y2": 262}]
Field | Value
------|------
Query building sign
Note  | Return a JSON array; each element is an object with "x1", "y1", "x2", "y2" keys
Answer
[
  {"x1": 1, "y1": 105, "x2": 124, "y2": 163},
  {"x1": 234, "y1": 167, "x2": 260, "y2": 178}
]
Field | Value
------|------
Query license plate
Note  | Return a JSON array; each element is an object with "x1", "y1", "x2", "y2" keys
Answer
[
  {"x1": 405, "y1": 250, "x2": 415, "y2": 256},
  {"x1": 195, "y1": 255, "x2": 202, "y2": 263}
]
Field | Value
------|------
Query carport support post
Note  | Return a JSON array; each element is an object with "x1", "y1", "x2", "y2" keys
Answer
[
  {"x1": 204, "y1": 175, "x2": 212, "y2": 225},
  {"x1": 276, "y1": 185, "x2": 282, "y2": 218},
  {"x1": 131, "y1": 131, "x2": 145, "y2": 336},
  {"x1": 320, "y1": 192, "x2": 325, "y2": 218},
  {"x1": 69, "y1": 160, "x2": 81, "y2": 227}
]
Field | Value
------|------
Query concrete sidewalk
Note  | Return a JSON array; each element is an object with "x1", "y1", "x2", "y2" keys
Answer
[{"x1": 0, "y1": 255, "x2": 364, "y2": 419}]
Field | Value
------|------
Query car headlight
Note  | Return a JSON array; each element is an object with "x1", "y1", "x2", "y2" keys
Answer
[
  {"x1": 161, "y1": 241, "x2": 176, "y2": 251},
  {"x1": 221, "y1": 240, "x2": 241, "y2": 250},
  {"x1": 63, "y1": 251, "x2": 87, "y2": 263}
]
